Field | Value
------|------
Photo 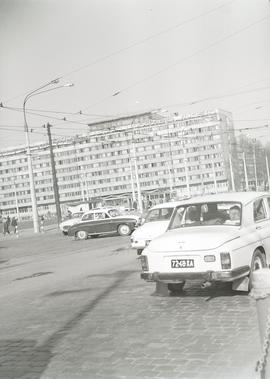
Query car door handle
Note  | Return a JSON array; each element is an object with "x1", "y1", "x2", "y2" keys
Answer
[{"x1": 256, "y1": 225, "x2": 263, "y2": 230}]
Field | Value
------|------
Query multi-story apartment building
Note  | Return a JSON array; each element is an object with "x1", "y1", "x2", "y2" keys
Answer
[{"x1": 0, "y1": 109, "x2": 238, "y2": 219}]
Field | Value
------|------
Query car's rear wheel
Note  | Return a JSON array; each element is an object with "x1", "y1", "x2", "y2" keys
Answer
[
  {"x1": 249, "y1": 249, "x2": 267, "y2": 289},
  {"x1": 118, "y1": 224, "x2": 131, "y2": 236},
  {"x1": 76, "y1": 230, "x2": 88, "y2": 240},
  {"x1": 168, "y1": 282, "x2": 185, "y2": 294}
]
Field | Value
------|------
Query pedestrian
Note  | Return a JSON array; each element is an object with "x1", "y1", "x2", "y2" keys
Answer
[
  {"x1": 40, "y1": 215, "x2": 45, "y2": 233},
  {"x1": 2, "y1": 217, "x2": 8, "y2": 236},
  {"x1": 6, "y1": 215, "x2": 11, "y2": 234},
  {"x1": 11, "y1": 217, "x2": 18, "y2": 235}
]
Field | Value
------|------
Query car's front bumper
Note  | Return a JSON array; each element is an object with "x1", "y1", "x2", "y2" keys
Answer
[{"x1": 141, "y1": 265, "x2": 250, "y2": 283}]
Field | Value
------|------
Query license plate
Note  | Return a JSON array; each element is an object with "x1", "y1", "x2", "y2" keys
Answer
[{"x1": 171, "y1": 259, "x2": 194, "y2": 268}]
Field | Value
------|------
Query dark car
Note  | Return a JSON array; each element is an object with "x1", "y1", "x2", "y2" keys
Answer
[{"x1": 67, "y1": 208, "x2": 139, "y2": 240}]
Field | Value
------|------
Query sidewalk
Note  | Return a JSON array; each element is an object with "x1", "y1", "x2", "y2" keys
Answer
[{"x1": 0, "y1": 224, "x2": 59, "y2": 240}]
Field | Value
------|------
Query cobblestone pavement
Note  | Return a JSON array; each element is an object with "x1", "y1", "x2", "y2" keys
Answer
[{"x1": 0, "y1": 233, "x2": 261, "y2": 379}]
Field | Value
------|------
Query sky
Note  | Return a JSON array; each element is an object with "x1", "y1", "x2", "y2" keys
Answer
[{"x1": 1, "y1": 0, "x2": 270, "y2": 149}]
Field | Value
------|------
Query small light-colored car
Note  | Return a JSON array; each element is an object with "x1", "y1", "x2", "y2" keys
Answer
[
  {"x1": 59, "y1": 212, "x2": 84, "y2": 235},
  {"x1": 130, "y1": 201, "x2": 185, "y2": 255},
  {"x1": 140, "y1": 192, "x2": 270, "y2": 293},
  {"x1": 67, "y1": 208, "x2": 140, "y2": 240}
]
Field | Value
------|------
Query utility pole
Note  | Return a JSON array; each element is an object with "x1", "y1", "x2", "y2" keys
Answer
[
  {"x1": 166, "y1": 123, "x2": 175, "y2": 198},
  {"x1": 211, "y1": 157, "x2": 218, "y2": 193},
  {"x1": 131, "y1": 141, "x2": 143, "y2": 213},
  {"x1": 128, "y1": 156, "x2": 136, "y2": 205},
  {"x1": 253, "y1": 145, "x2": 258, "y2": 191},
  {"x1": 183, "y1": 148, "x2": 191, "y2": 197},
  {"x1": 266, "y1": 153, "x2": 270, "y2": 191},
  {"x1": 243, "y1": 152, "x2": 249, "y2": 191},
  {"x1": 229, "y1": 154, "x2": 235, "y2": 192},
  {"x1": 45, "y1": 123, "x2": 62, "y2": 226}
]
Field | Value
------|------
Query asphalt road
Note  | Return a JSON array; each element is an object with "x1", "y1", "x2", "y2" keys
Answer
[{"x1": 0, "y1": 231, "x2": 262, "y2": 379}]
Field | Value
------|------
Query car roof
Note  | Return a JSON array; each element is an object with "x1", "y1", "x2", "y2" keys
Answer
[
  {"x1": 173, "y1": 191, "x2": 270, "y2": 206},
  {"x1": 151, "y1": 200, "x2": 190, "y2": 210}
]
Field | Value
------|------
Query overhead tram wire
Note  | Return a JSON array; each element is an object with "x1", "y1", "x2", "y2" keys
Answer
[
  {"x1": 0, "y1": 106, "x2": 115, "y2": 118},
  {"x1": 3, "y1": 83, "x2": 270, "y2": 127},
  {"x1": 76, "y1": 12, "x2": 270, "y2": 122},
  {"x1": 2, "y1": 82, "x2": 270, "y2": 136},
  {"x1": 45, "y1": 81, "x2": 270, "y2": 130},
  {"x1": 0, "y1": 105, "x2": 91, "y2": 127},
  {"x1": 1, "y1": 0, "x2": 233, "y2": 106},
  {"x1": 0, "y1": 126, "x2": 69, "y2": 138},
  {"x1": 1, "y1": 97, "x2": 270, "y2": 137},
  {"x1": 3, "y1": 8, "x2": 270, "y2": 127},
  {"x1": 57, "y1": 0, "x2": 234, "y2": 80}
]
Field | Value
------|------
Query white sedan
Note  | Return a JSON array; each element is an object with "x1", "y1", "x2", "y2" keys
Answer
[
  {"x1": 140, "y1": 192, "x2": 270, "y2": 294},
  {"x1": 130, "y1": 201, "x2": 184, "y2": 255}
]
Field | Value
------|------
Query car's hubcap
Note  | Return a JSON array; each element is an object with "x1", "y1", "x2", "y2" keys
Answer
[
  {"x1": 78, "y1": 231, "x2": 86, "y2": 239},
  {"x1": 120, "y1": 225, "x2": 129, "y2": 235}
]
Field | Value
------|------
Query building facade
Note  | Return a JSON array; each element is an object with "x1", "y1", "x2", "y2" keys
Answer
[{"x1": 0, "y1": 109, "x2": 238, "y2": 219}]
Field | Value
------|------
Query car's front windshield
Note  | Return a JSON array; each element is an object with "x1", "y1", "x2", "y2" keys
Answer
[
  {"x1": 108, "y1": 209, "x2": 121, "y2": 217},
  {"x1": 145, "y1": 207, "x2": 174, "y2": 223},
  {"x1": 169, "y1": 202, "x2": 242, "y2": 230}
]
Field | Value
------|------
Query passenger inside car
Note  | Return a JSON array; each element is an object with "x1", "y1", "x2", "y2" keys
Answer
[{"x1": 224, "y1": 205, "x2": 241, "y2": 225}]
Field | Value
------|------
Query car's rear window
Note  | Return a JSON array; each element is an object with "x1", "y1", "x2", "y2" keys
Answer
[
  {"x1": 169, "y1": 202, "x2": 242, "y2": 229},
  {"x1": 145, "y1": 207, "x2": 174, "y2": 223}
]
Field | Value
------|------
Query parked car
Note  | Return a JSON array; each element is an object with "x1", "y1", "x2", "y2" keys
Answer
[
  {"x1": 130, "y1": 201, "x2": 186, "y2": 255},
  {"x1": 59, "y1": 212, "x2": 85, "y2": 235},
  {"x1": 140, "y1": 192, "x2": 270, "y2": 294},
  {"x1": 67, "y1": 208, "x2": 139, "y2": 240}
]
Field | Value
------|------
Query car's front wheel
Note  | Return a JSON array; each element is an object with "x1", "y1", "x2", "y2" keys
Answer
[
  {"x1": 76, "y1": 230, "x2": 88, "y2": 240},
  {"x1": 249, "y1": 249, "x2": 267, "y2": 288},
  {"x1": 168, "y1": 282, "x2": 185, "y2": 294},
  {"x1": 118, "y1": 224, "x2": 131, "y2": 236}
]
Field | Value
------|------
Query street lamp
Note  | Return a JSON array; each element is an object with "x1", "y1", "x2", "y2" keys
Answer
[{"x1": 23, "y1": 79, "x2": 73, "y2": 233}]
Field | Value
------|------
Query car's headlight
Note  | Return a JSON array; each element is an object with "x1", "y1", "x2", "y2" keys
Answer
[{"x1": 220, "y1": 252, "x2": 231, "y2": 269}]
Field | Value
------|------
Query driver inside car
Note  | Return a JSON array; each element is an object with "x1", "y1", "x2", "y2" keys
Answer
[{"x1": 185, "y1": 206, "x2": 201, "y2": 226}]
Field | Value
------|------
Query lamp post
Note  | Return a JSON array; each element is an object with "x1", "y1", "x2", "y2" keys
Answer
[{"x1": 23, "y1": 79, "x2": 73, "y2": 233}]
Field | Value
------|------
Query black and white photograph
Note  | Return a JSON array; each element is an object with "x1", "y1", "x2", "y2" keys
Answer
[{"x1": 1, "y1": 1, "x2": 270, "y2": 378}]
